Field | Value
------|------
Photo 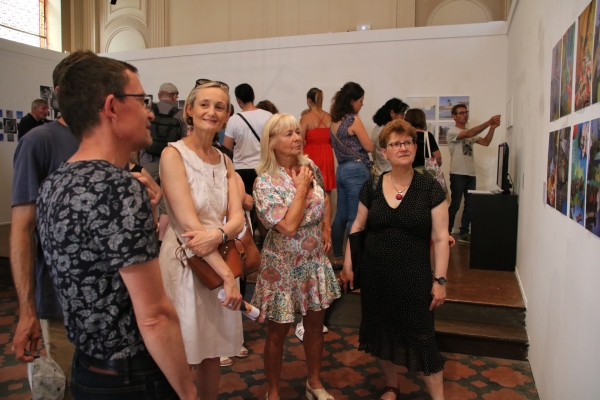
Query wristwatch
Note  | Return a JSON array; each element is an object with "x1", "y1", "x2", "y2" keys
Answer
[
  {"x1": 217, "y1": 228, "x2": 228, "y2": 244},
  {"x1": 433, "y1": 277, "x2": 447, "y2": 285}
]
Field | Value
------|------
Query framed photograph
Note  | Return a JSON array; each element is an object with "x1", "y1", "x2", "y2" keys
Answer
[
  {"x1": 0, "y1": 133, "x2": 4, "y2": 141},
  {"x1": 439, "y1": 96, "x2": 469, "y2": 119},
  {"x1": 7, "y1": 133, "x2": 14, "y2": 142},
  {"x1": 40, "y1": 85, "x2": 53, "y2": 100},
  {"x1": 438, "y1": 122, "x2": 454, "y2": 145},
  {"x1": 407, "y1": 97, "x2": 436, "y2": 120},
  {"x1": 16, "y1": 111, "x2": 23, "y2": 119},
  {"x1": 6, "y1": 110, "x2": 14, "y2": 119},
  {"x1": 3, "y1": 118, "x2": 16, "y2": 133},
  {"x1": 177, "y1": 100, "x2": 185, "y2": 109}
]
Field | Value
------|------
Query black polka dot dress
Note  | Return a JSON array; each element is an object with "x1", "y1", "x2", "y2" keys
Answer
[{"x1": 357, "y1": 171, "x2": 446, "y2": 375}]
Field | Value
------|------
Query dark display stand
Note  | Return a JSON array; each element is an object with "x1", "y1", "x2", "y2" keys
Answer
[{"x1": 470, "y1": 194, "x2": 518, "y2": 271}]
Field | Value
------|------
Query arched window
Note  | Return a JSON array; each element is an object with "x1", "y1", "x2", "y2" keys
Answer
[{"x1": 0, "y1": 0, "x2": 46, "y2": 48}]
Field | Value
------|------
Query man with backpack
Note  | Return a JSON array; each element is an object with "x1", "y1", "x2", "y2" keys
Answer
[{"x1": 139, "y1": 83, "x2": 187, "y2": 184}]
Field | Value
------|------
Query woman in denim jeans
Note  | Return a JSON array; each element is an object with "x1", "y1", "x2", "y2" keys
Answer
[{"x1": 330, "y1": 82, "x2": 373, "y2": 267}]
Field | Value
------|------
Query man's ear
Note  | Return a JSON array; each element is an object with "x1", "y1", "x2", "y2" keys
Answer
[{"x1": 101, "y1": 94, "x2": 118, "y2": 119}]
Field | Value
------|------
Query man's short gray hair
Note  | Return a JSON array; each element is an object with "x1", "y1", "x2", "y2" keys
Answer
[{"x1": 31, "y1": 98, "x2": 48, "y2": 109}]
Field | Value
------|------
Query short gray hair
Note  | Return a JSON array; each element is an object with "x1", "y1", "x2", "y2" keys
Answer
[{"x1": 31, "y1": 98, "x2": 48, "y2": 109}]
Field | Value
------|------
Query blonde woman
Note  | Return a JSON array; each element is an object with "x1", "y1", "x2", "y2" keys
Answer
[
  {"x1": 252, "y1": 114, "x2": 341, "y2": 400},
  {"x1": 159, "y1": 82, "x2": 244, "y2": 400}
]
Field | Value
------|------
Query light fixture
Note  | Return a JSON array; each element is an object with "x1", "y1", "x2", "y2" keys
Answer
[{"x1": 357, "y1": 24, "x2": 371, "y2": 31}]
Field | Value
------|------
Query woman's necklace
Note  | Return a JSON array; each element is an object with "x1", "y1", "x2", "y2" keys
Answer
[{"x1": 390, "y1": 175, "x2": 411, "y2": 202}]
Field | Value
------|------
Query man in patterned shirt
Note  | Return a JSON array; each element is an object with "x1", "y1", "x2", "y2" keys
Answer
[{"x1": 36, "y1": 55, "x2": 196, "y2": 399}]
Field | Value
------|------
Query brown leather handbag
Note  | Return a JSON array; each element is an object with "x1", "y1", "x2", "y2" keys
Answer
[
  {"x1": 239, "y1": 213, "x2": 261, "y2": 278},
  {"x1": 176, "y1": 238, "x2": 244, "y2": 290}
]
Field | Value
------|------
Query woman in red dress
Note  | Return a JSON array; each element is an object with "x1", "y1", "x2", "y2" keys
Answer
[{"x1": 300, "y1": 87, "x2": 336, "y2": 193}]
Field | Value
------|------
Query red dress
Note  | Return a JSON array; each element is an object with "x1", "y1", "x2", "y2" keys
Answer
[{"x1": 304, "y1": 112, "x2": 336, "y2": 190}]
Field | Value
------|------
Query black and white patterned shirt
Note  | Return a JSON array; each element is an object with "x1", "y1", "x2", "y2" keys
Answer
[{"x1": 37, "y1": 160, "x2": 158, "y2": 360}]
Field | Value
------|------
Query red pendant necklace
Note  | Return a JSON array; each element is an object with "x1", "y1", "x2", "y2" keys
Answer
[{"x1": 390, "y1": 176, "x2": 410, "y2": 202}]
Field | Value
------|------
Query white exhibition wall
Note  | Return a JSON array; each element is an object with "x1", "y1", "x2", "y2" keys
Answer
[
  {"x1": 110, "y1": 22, "x2": 509, "y2": 232},
  {"x1": 508, "y1": 0, "x2": 600, "y2": 398},
  {"x1": 0, "y1": 39, "x2": 65, "y2": 224},
  {"x1": 0, "y1": 23, "x2": 509, "y2": 228}
]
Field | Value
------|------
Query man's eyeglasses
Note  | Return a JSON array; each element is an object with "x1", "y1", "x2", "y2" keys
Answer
[
  {"x1": 114, "y1": 93, "x2": 154, "y2": 110},
  {"x1": 456, "y1": 111, "x2": 469, "y2": 116},
  {"x1": 387, "y1": 140, "x2": 414, "y2": 150},
  {"x1": 195, "y1": 79, "x2": 229, "y2": 90}
]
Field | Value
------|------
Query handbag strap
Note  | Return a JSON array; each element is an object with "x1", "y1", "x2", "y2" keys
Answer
[
  {"x1": 237, "y1": 113, "x2": 261, "y2": 142},
  {"x1": 331, "y1": 124, "x2": 364, "y2": 161},
  {"x1": 423, "y1": 131, "x2": 432, "y2": 158}
]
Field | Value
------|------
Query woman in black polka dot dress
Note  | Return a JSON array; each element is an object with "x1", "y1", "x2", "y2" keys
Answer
[{"x1": 340, "y1": 119, "x2": 450, "y2": 400}]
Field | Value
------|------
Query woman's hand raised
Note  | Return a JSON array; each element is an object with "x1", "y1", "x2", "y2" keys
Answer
[{"x1": 291, "y1": 166, "x2": 313, "y2": 191}]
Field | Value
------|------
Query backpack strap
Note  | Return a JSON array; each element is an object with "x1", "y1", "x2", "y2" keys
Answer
[
  {"x1": 167, "y1": 106, "x2": 180, "y2": 118},
  {"x1": 237, "y1": 113, "x2": 261, "y2": 142}
]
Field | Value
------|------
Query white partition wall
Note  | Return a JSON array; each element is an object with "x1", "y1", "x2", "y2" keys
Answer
[{"x1": 110, "y1": 21, "x2": 509, "y2": 232}]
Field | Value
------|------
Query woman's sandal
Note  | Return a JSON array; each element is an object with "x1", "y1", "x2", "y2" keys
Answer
[
  {"x1": 219, "y1": 356, "x2": 233, "y2": 367},
  {"x1": 306, "y1": 380, "x2": 334, "y2": 400},
  {"x1": 236, "y1": 345, "x2": 249, "y2": 358},
  {"x1": 379, "y1": 386, "x2": 400, "y2": 400}
]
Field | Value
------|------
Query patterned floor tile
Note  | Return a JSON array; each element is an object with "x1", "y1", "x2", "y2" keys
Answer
[{"x1": 0, "y1": 283, "x2": 539, "y2": 399}]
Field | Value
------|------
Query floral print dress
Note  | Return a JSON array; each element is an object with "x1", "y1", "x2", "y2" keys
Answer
[{"x1": 251, "y1": 162, "x2": 341, "y2": 323}]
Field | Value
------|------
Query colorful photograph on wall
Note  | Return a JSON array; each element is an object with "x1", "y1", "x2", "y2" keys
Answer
[
  {"x1": 560, "y1": 23, "x2": 576, "y2": 117},
  {"x1": 551, "y1": 39, "x2": 563, "y2": 121},
  {"x1": 547, "y1": 131, "x2": 558, "y2": 208},
  {"x1": 575, "y1": 0, "x2": 596, "y2": 111},
  {"x1": 571, "y1": 121, "x2": 590, "y2": 225},
  {"x1": 3, "y1": 118, "x2": 16, "y2": 133},
  {"x1": 407, "y1": 97, "x2": 437, "y2": 120},
  {"x1": 556, "y1": 127, "x2": 571, "y2": 215},
  {"x1": 16, "y1": 111, "x2": 23, "y2": 119},
  {"x1": 593, "y1": 0, "x2": 600, "y2": 103},
  {"x1": 438, "y1": 122, "x2": 454, "y2": 145},
  {"x1": 0, "y1": 133, "x2": 3, "y2": 141},
  {"x1": 586, "y1": 117, "x2": 600, "y2": 237},
  {"x1": 0, "y1": 110, "x2": 3, "y2": 118},
  {"x1": 439, "y1": 96, "x2": 469, "y2": 119}
]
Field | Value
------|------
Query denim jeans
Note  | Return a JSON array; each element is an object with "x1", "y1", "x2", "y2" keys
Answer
[
  {"x1": 331, "y1": 161, "x2": 370, "y2": 259},
  {"x1": 70, "y1": 352, "x2": 178, "y2": 400},
  {"x1": 448, "y1": 174, "x2": 477, "y2": 235}
]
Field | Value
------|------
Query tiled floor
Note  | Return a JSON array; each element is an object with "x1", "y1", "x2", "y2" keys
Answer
[{"x1": 0, "y1": 282, "x2": 538, "y2": 400}]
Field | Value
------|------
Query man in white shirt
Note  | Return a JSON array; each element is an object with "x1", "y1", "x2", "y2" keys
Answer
[
  {"x1": 447, "y1": 104, "x2": 500, "y2": 243},
  {"x1": 223, "y1": 83, "x2": 272, "y2": 196}
]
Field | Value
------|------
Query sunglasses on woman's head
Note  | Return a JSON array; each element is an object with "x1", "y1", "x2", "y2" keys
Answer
[{"x1": 195, "y1": 79, "x2": 229, "y2": 90}]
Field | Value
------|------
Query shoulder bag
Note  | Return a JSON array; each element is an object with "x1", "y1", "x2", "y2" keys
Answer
[
  {"x1": 176, "y1": 238, "x2": 244, "y2": 290},
  {"x1": 416, "y1": 132, "x2": 449, "y2": 199}
]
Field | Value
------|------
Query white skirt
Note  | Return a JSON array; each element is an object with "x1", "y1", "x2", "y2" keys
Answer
[{"x1": 158, "y1": 227, "x2": 243, "y2": 365}]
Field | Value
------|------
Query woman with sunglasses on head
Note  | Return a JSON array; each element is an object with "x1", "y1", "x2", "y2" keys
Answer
[
  {"x1": 371, "y1": 98, "x2": 410, "y2": 175},
  {"x1": 159, "y1": 81, "x2": 245, "y2": 400},
  {"x1": 340, "y1": 119, "x2": 450, "y2": 400},
  {"x1": 329, "y1": 82, "x2": 373, "y2": 269}
]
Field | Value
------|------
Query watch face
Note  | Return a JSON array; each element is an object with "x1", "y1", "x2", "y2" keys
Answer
[{"x1": 436, "y1": 277, "x2": 446, "y2": 285}]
